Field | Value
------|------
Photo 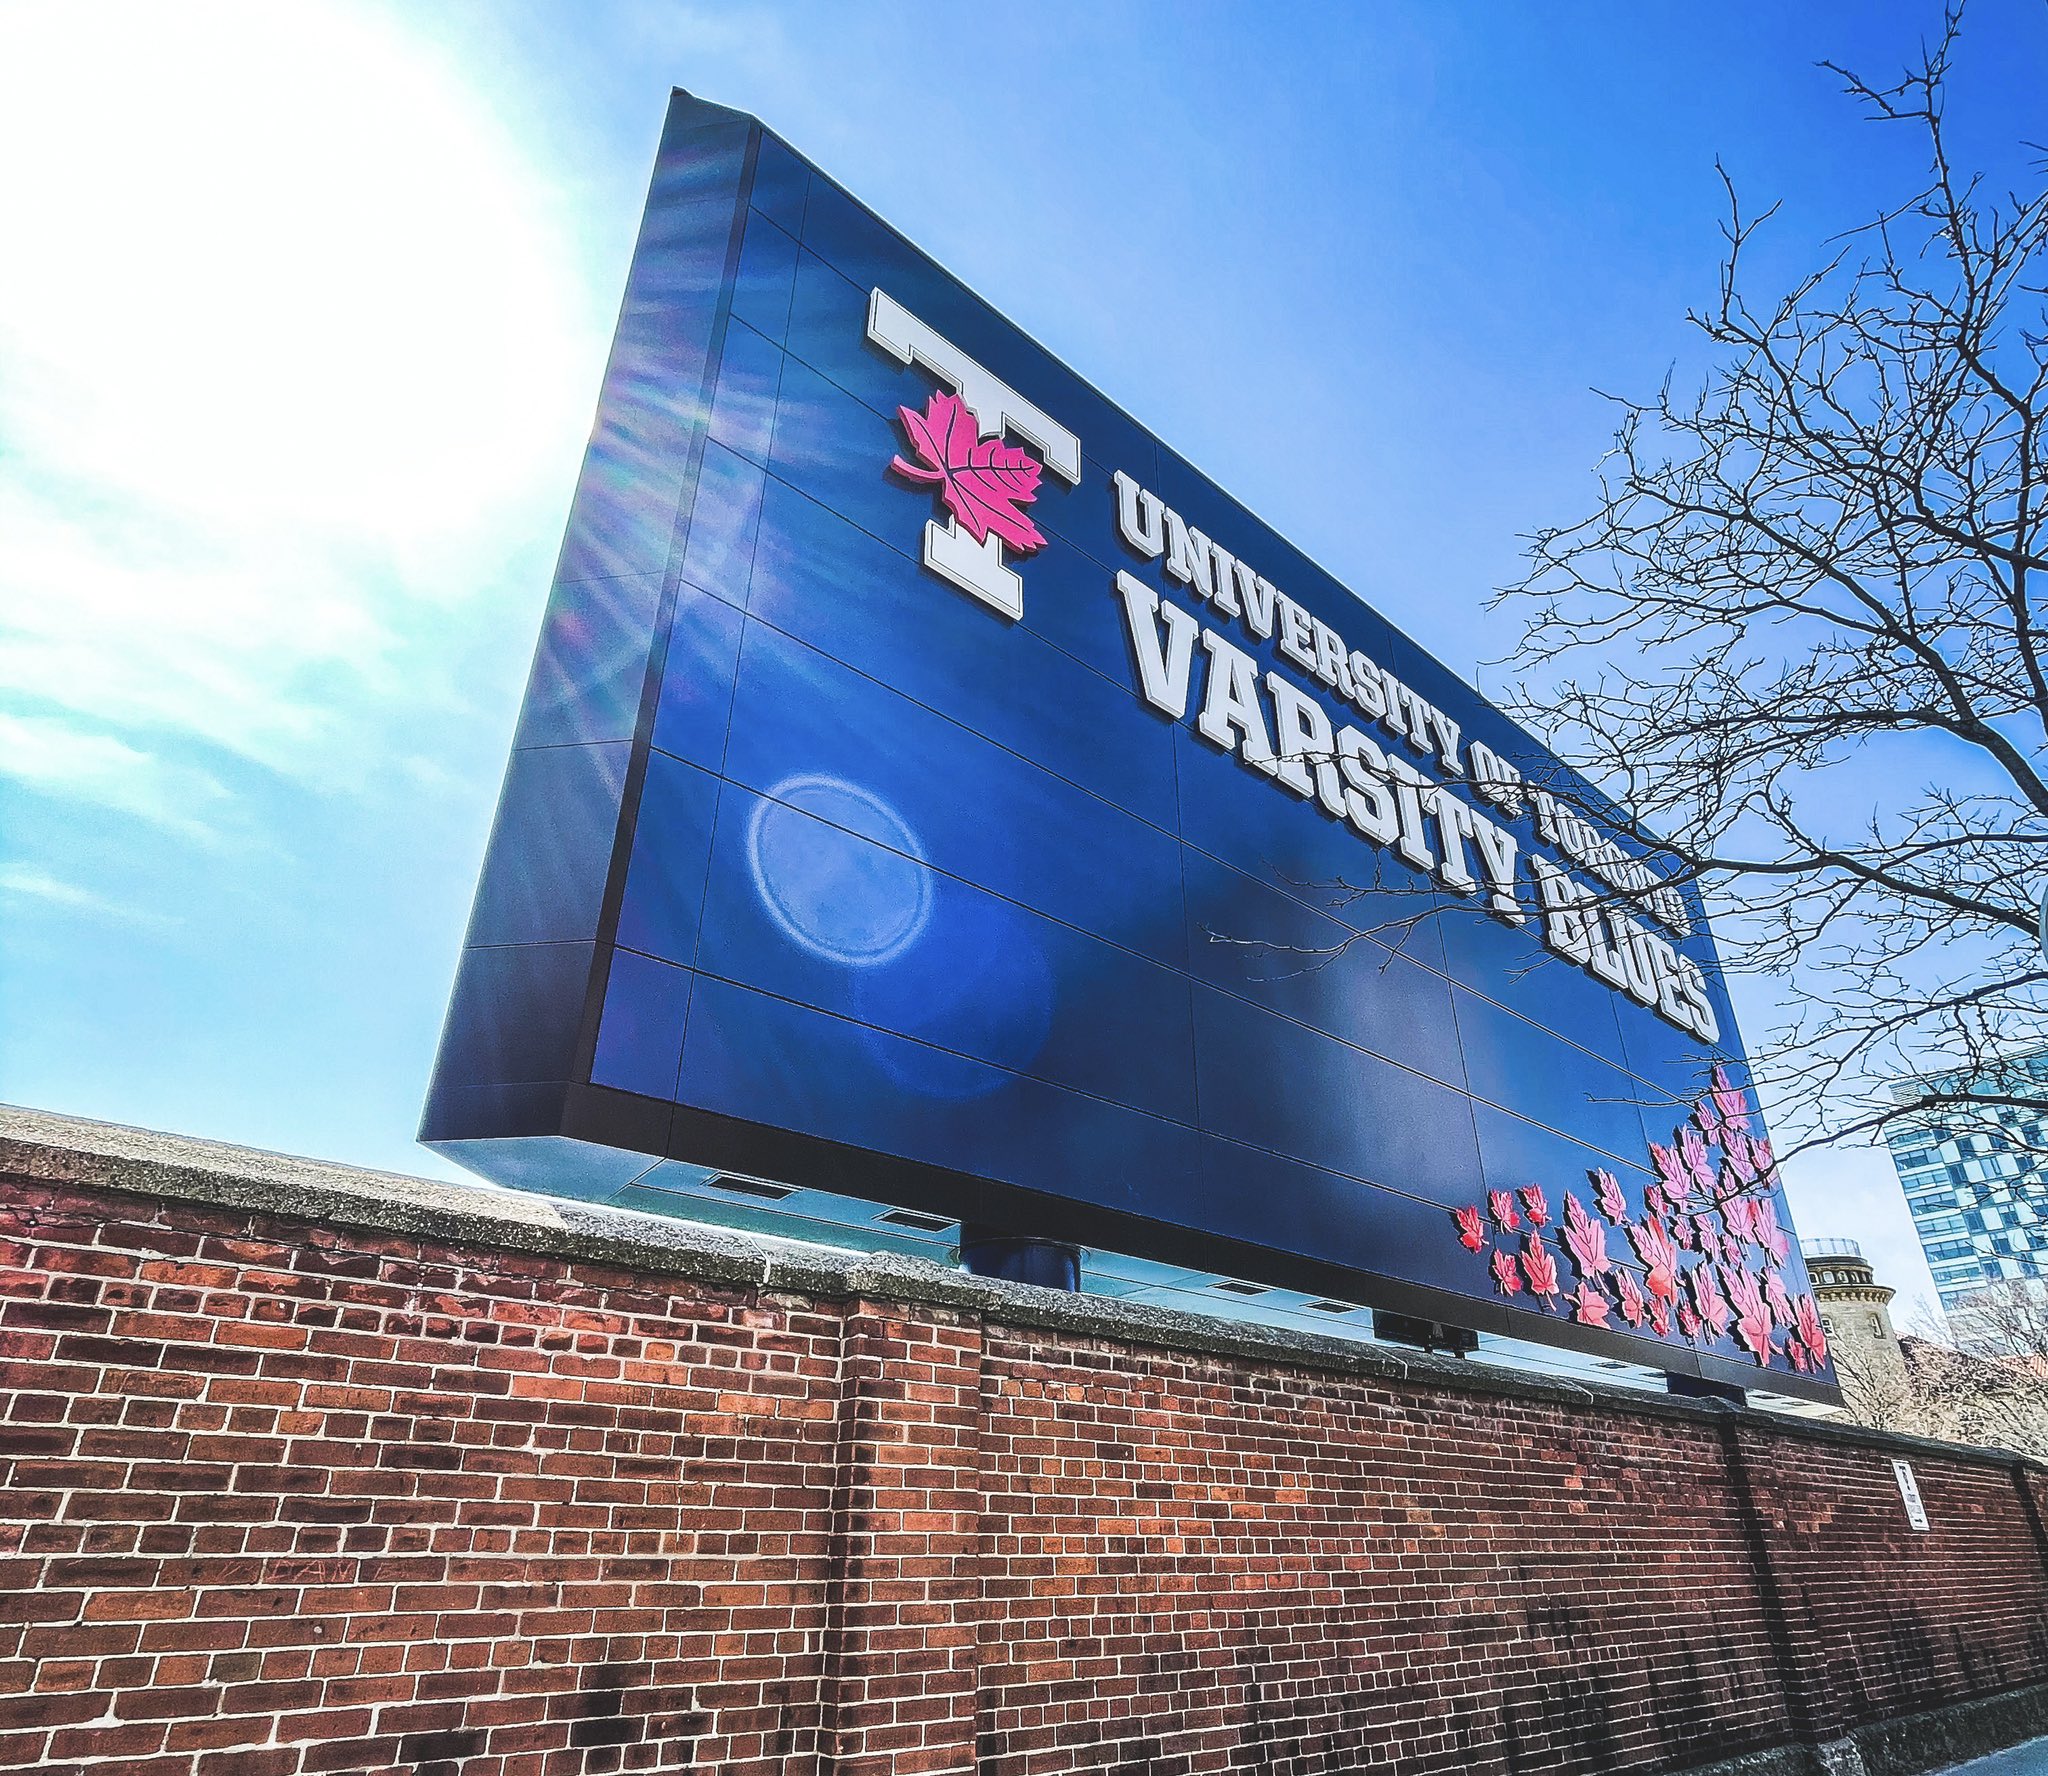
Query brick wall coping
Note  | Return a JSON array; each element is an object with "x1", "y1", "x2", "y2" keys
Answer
[{"x1": 3, "y1": 1101, "x2": 2034, "y2": 1476}]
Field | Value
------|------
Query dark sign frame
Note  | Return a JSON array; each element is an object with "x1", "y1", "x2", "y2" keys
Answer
[{"x1": 423, "y1": 91, "x2": 1840, "y2": 1404}]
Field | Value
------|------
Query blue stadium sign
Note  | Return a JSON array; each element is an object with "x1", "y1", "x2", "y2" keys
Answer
[{"x1": 423, "y1": 92, "x2": 1839, "y2": 1401}]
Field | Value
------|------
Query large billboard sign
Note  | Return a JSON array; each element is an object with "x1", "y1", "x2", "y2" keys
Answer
[{"x1": 423, "y1": 92, "x2": 1838, "y2": 1400}]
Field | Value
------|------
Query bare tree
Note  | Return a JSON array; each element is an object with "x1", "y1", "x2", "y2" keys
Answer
[
  {"x1": 1821, "y1": 1282, "x2": 2048, "y2": 1453},
  {"x1": 1899, "y1": 1338, "x2": 2048, "y2": 1460},
  {"x1": 1942, "y1": 1273, "x2": 2048, "y2": 1361},
  {"x1": 1825, "y1": 1334, "x2": 1923, "y2": 1436},
  {"x1": 1496, "y1": 10, "x2": 2048, "y2": 1160}
]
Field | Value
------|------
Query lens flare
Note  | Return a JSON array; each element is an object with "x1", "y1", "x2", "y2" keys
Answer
[{"x1": 747, "y1": 774, "x2": 931, "y2": 965}]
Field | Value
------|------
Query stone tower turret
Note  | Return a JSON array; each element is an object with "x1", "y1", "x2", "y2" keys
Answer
[{"x1": 1803, "y1": 1238, "x2": 1913, "y2": 1426}]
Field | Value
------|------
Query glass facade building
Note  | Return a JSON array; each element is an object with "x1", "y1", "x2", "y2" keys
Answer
[{"x1": 1885, "y1": 1047, "x2": 2048, "y2": 1308}]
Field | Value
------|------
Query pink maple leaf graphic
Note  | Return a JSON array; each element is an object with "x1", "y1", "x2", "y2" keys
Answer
[
  {"x1": 1722, "y1": 1194, "x2": 1756, "y2": 1247},
  {"x1": 890, "y1": 389, "x2": 1048, "y2": 553},
  {"x1": 1630, "y1": 1217, "x2": 1680, "y2": 1304},
  {"x1": 1690, "y1": 1264, "x2": 1731, "y2": 1340},
  {"x1": 1752, "y1": 1136, "x2": 1778, "y2": 1185},
  {"x1": 1590, "y1": 1168, "x2": 1628, "y2": 1224},
  {"x1": 1695, "y1": 1093, "x2": 1727, "y2": 1143},
  {"x1": 1491, "y1": 1249, "x2": 1523, "y2": 1296},
  {"x1": 1712, "y1": 1064, "x2": 1752, "y2": 1134},
  {"x1": 1677, "y1": 1303, "x2": 1702, "y2": 1342},
  {"x1": 1517, "y1": 1184, "x2": 1550, "y2": 1227},
  {"x1": 1648, "y1": 1295, "x2": 1673, "y2": 1337},
  {"x1": 1615, "y1": 1269, "x2": 1647, "y2": 1328},
  {"x1": 1763, "y1": 1269, "x2": 1795, "y2": 1328},
  {"x1": 1726, "y1": 1267, "x2": 1775, "y2": 1364},
  {"x1": 1794, "y1": 1294, "x2": 1829, "y2": 1365},
  {"x1": 1521, "y1": 1233, "x2": 1561, "y2": 1303},
  {"x1": 1787, "y1": 1336, "x2": 1813, "y2": 1373},
  {"x1": 1562, "y1": 1193, "x2": 1612, "y2": 1276},
  {"x1": 1721, "y1": 1126, "x2": 1759, "y2": 1189},
  {"x1": 1488, "y1": 1188, "x2": 1522, "y2": 1231},
  {"x1": 1650, "y1": 1141, "x2": 1692, "y2": 1203},
  {"x1": 1753, "y1": 1197, "x2": 1791, "y2": 1266},
  {"x1": 1568, "y1": 1281, "x2": 1611, "y2": 1328},
  {"x1": 1678, "y1": 1124, "x2": 1717, "y2": 1196},
  {"x1": 1453, "y1": 1204, "x2": 1487, "y2": 1252}
]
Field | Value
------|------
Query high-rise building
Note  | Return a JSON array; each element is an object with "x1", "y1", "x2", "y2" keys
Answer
[{"x1": 1883, "y1": 1046, "x2": 2048, "y2": 1309}]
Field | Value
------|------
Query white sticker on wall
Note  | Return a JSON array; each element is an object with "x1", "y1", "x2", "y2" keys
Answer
[{"x1": 1893, "y1": 1457, "x2": 1930, "y2": 1531}]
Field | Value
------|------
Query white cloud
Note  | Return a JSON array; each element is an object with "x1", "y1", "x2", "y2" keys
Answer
[
  {"x1": 0, "y1": 0, "x2": 601, "y2": 818},
  {"x1": 0, "y1": 712, "x2": 230, "y2": 840},
  {"x1": 0, "y1": 486, "x2": 373, "y2": 771},
  {"x1": 0, "y1": 866, "x2": 178, "y2": 931}
]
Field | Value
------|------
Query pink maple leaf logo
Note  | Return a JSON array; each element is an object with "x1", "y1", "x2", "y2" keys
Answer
[
  {"x1": 1615, "y1": 1269, "x2": 1647, "y2": 1328},
  {"x1": 1794, "y1": 1293, "x2": 1829, "y2": 1365},
  {"x1": 1630, "y1": 1217, "x2": 1680, "y2": 1305},
  {"x1": 1452, "y1": 1204, "x2": 1487, "y2": 1253},
  {"x1": 1562, "y1": 1193, "x2": 1612, "y2": 1276},
  {"x1": 1521, "y1": 1233, "x2": 1561, "y2": 1303},
  {"x1": 1753, "y1": 1196, "x2": 1791, "y2": 1266},
  {"x1": 1491, "y1": 1249, "x2": 1523, "y2": 1296},
  {"x1": 1712, "y1": 1064, "x2": 1752, "y2": 1134},
  {"x1": 890, "y1": 389, "x2": 1048, "y2": 553},
  {"x1": 1722, "y1": 1194, "x2": 1756, "y2": 1247},
  {"x1": 1590, "y1": 1168, "x2": 1628, "y2": 1224},
  {"x1": 1695, "y1": 1093, "x2": 1726, "y2": 1143},
  {"x1": 1650, "y1": 1141, "x2": 1692, "y2": 1203},
  {"x1": 1568, "y1": 1281, "x2": 1611, "y2": 1328},
  {"x1": 1726, "y1": 1267, "x2": 1775, "y2": 1364},
  {"x1": 1517, "y1": 1184, "x2": 1550, "y2": 1227},
  {"x1": 1721, "y1": 1126, "x2": 1759, "y2": 1189},
  {"x1": 1690, "y1": 1264, "x2": 1732, "y2": 1340},
  {"x1": 1763, "y1": 1269, "x2": 1794, "y2": 1328},
  {"x1": 1489, "y1": 1188, "x2": 1522, "y2": 1231},
  {"x1": 1678, "y1": 1124, "x2": 1717, "y2": 1196}
]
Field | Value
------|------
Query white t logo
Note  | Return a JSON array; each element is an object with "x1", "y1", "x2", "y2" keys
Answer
[{"x1": 867, "y1": 288, "x2": 1081, "y2": 619}]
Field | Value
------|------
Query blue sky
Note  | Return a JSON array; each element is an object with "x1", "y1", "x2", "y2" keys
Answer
[{"x1": 5, "y1": 0, "x2": 2043, "y2": 1315}]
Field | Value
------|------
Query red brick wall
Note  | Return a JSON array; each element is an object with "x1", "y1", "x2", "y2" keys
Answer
[
  {"x1": 1741, "y1": 1429, "x2": 2048, "y2": 1737},
  {"x1": 1, "y1": 1167, "x2": 2044, "y2": 1776},
  {"x1": 974, "y1": 1329, "x2": 1795, "y2": 1774}
]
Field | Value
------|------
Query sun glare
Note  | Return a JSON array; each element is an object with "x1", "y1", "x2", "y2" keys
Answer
[{"x1": 0, "y1": 0, "x2": 597, "y2": 780}]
